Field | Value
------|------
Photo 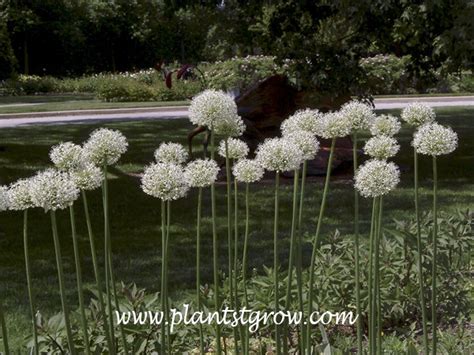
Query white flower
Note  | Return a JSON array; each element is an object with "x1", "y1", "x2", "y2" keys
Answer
[
  {"x1": 412, "y1": 123, "x2": 458, "y2": 156},
  {"x1": 355, "y1": 160, "x2": 400, "y2": 198},
  {"x1": 255, "y1": 137, "x2": 303, "y2": 172},
  {"x1": 50, "y1": 142, "x2": 85, "y2": 171},
  {"x1": 218, "y1": 138, "x2": 249, "y2": 160},
  {"x1": 141, "y1": 163, "x2": 189, "y2": 201},
  {"x1": 401, "y1": 102, "x2": 435, "y2": 127},
  {"x1": 284, "y1": 131, "x2": 320, "y2": 160},
  {"x1": 70, "y1": 163, "x2": 103, "y2": 191},
  {"x1": 0, "y1": 186, "x2": 9, "y2": 211},
  {"x1": 154, "y1": 142, "x2": 188, "y2": 164},
  {"x1": 340, "y1": 100, "x2": 376, "y2": 131},
  {"x1": 189, "y1": 89, "x2": 240, "y2": 129},
  {"x1": 83, "y1": 128, "x2": 128, "y2": 166},
  {"x1": 280, "y1": 109, "x2": 324, "y2": 136},
  {"x1": 213, "y1": 114, "x2": 245, "y2": 137},
  {"x1": 363, "y1": 136, "x2": 400, "y2": 160},
  {"x1": 7, "y1": 179, "x2": 34, "y2": 210},
  {"x1": 370, "y1": 115, "x2": 401, "y2": 137},
  {"x1": 232, "y1": 159, "x2": 265, "y2": 183},
  {"x1": 30, "y1": 169, "x2": 80, "y2": 211},
  {"x1": 315, "y1": 112, "x2": 352, "y2": 139},
  {"x1": 185, "y1": 159, "x2": 219, "y2": 187}
]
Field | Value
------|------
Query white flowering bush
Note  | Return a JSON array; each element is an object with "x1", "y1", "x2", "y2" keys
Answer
[
  {"x1": 185, "y1": 159, "x2": 220, "y2": 187},
  {"x1": 154, "y1": 142, "x2": 188, "y2": 164},
  {"x1": 355, "y1": 160, "x2": 400, "y2": 198},
  {"x1": 83, "y1": 128, "x2": 128, "y2": 166},
  {"x1": 363, "y1": 136, "x2": 400, "y2": 160},
  {"x1": 370, "y1": 114, "x2": 401, "y2": 137},
  {"x1": 218, "y1": 138, "x2": 249, "y2": 160},
  {"x1": 255, "y1": 137, "x2": 303, "y2": 172},
  {"x1": 141, "y1": 163, "x2": 189, "y2": 201},
  {"x1": 340, "y1": 100, "x2": 376, "y2": 132},
  {"x1": 232, "y1": 159, "x2": 265, "y2": 183},
  {"x1": 401, "y1": 102, "x2": 436, "y2": 127},
  {"x1": 413, "y1": 123, "x2": 458, "y2": 156}
]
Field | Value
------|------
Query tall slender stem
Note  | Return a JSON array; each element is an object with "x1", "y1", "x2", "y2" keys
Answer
[
  {"x1": 352, "y1": 133, "x2": 362, "y2": 354},
  {"x1": 210, "y1": 129, "x2": 222, "y2": 354},
  {"x1": 0, "y1": 300, "x2": 9, "y2": 355},
  {"x1": 414, "y1": 151, "x2": 429, "y2": 354},
  {"x1": 306, "y1": 137, "x2": 336, "y2": 353},
  {"x1": 432, "y1": 156, "x2": 438, "y2": 355},
  {"x1": 296, "y1": 161, "x2": 306, "y2": 354},
  {"x1": 368, "y1": 198, "x2": 378, "y2": 355},
  {"x1": 274, "y1": 172, "x2": 281, "y2": 354},
  {"x1": 50, "y1": 211, "x2": 75, "y2": 355},
  {"x1": 233, "y1": 176, "x2": 239, "y2": 305},
  {"x1": 82, "y1": 190, "x2": 114, "y2": 353},
  {"x1": 69, "y1": 205, "x2": 91, "y2": 355},
  {"x1": 297, "y1": 160, "x2": 307, "y2": 230},
  {"x1": 242, "y1": 183, "x2": 250, "y2": 354},
  {"x1": 165, "y1": 201, "x2": 171, "y2": 355},
  {"x1": 160, "y1": 200, "x2": 166, "y2": 354},
  {"x1": 196, "y1": 187, "x2": 205, "y2": 353},
  {"x1": 375, "y1": 198, "x2": 383, "y2": 354},
  {"x1": 23, "y1": 210, "x2": 38, "y2": 355}
]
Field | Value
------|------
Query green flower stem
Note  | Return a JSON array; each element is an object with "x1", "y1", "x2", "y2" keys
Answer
[
  {"x1": 296, "y1": 161, "x2": 306, "y2": 354},
  {"x1": 274, "y1": 172, "x2": 281, "y2": 354},
  {"x1": 69, "y1": 205, "x2": 91, "y2": 355},
  {"x1": 82, "y1": 190, "x2": 114, "y2": 354},
  {"x1": 306, "y1": 137, "x2": 336, "y2": 353},
  {"x1": 23, "y1": 210, "x2": 38, "y2": 355},
  {"x1": 368, "y1": 198, "x2": 378, "y2": 355},
  {"x1": 414, "y1": 150, "x2": 429, "y2": 354},
  {"x1": 210, "y1": 129, "x2": 222, "y2": 355},
  {"x1": 353, "y1": 133, "x2": 362, "y2": 354},
  {"x1": 0, "y1": 301, "x2": 9, "y2": 355},
  {"x1": 160, "y1": 200, "x2": 167, "y2": 354},
  {"x1": 165, "y1": 201, "x2": 171, "y2": 355},
  {"x1": 242, "y1": 182, "x2": 250, "y2": 355},
  {"x1": 196, "y1": 187, "x2": 205, "y2": 354},
  {"x1": 297, "y1": 160, "x2": 307, "y2": 230},
  {"x1": 374, "y1": 198, "x2": 383, "y2": 355},
  {"x1": 50, "y1": 210, "x2": 75, "y2": 355},
  {"x1": 432, "y1": 156, "x2": 438, "y2": 355}
]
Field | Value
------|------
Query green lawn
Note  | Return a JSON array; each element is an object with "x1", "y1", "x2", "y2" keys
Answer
[
  {"x1": 0, "y1": 107, "x2": 473, "y2": 347},
  {"x1": 0, "y1": 95, "x2": 188, "y2": 114}
]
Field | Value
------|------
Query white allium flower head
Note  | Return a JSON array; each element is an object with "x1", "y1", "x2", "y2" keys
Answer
[
  {"x1": 154, "y1": 142, "x2": 188, "y2": 164},
  {"x1": 355, "y1": 160, "x2": 400, "y2": 198},
  {"x1": 255, "y1": 137, "x2": 303, "y2": 172},
  {"x1": 30, "y1": 169, "x2": 80, "y2": 211},
  {"x1": 185, "y1": 159, "x2": 219, "y2": 187},
  {"x1": 189, "y1": 89, "x2": 239, "y2": 129},
  {"x1": 232, "y1": 159, "x2": 265, "y2": 183},
  {"x1": 340, "y1": 100, "x2": 376, "y2": 131},
  {"x1": 70, "y1": 163, "x2": 103, "y2": 191},
  {"x1": 280, "y1": 109, "x2": 324, "y2": 136},
  {"x1": 50, "y1": 142, "x2": 85, "y2": 171},
  {"x1": 7, "y1": 179, "x2": 34, "y2": 210},
  {"x1": 141, "y1": 162, "x2": 189, "y2": 201},
  {"x1": 218, "y1": 138, "x2": 249, "y2": 160},
  {"x1": 213, "y1": 114, "x2": 245, "y2": 137},
  {"x1": 401, "y1": 102, "x2": 436, "y2": 127},
  {"x1": 316, "y1": 112, "x2": 352, "y2": 139},
  {"x1": 83, "y1": 128, "x2": 128, "y2": 166},
  {"x1": 0, "y1": 185, "x2": 9, "y2": 211},
  {"x1": 363, "y1": 136, "x2": 400, "y2": 160},
  {"x1": 412, "y1": 122, "x2": 458, "y2": 156},
  {"x1": 284, "y1": 130, "x2": 320, "y2": 160},
  {"x1": 370, "y1": 114, "x2": 401, "y2": 137}
]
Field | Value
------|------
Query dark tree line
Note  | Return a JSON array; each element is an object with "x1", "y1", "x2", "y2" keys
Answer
[{"x1": 0, "y1": 0, "x2": 472, "y2": 89}]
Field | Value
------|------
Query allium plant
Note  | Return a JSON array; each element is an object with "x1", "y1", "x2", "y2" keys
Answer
[
  {"x1": 370, "y1": 114, "x2": 401, "y2": 137},
  {"x1": 0, "y1": 186, "x2": 10, "y2": 354},
  {"x1": 50, "y1": 142, "x2": 85, "y2": 171},
  {"x1": 413, "y1": 122, "x2": 458, "y2": 354},
  {"x1": 280, "y1": 108, "x2": 324, "y2": 136},
  {"x1": 189, "y1": 89, "x2": 239, "y2": 129},
  {"x1": 401, "y1": 102, "x2": 435, "y2": 127},
  {"x1": 154, "y1": 142, "x2": 189, "y2": 164},
  {"x1": 185, "y1": 158, "x2": 219, "y2": 353},
  {"x1": 363, "y1": 136, "x2": 400, "y2": 160},
  {"x1": 30, "y1": 169, "x2": 79, "y2": 354},
  {"x1": 218, "y1": 138, "x2": 249, "y2": 160},
  {"x1": 7, "y1": 179, "x2": 39, "y2": 354},
  {"x1": 340, "y1": 100, "x2": 376, "y2": 131}
]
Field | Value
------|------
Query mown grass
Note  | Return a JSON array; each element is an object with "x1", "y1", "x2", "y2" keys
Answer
[{"x1": 0, "y1": 107, "x2": 473, "y2": 348}]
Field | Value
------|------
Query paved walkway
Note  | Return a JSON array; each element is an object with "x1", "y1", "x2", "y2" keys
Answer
[{"x1": 1, "y1": 96, "x2": 473, "y2": 128}]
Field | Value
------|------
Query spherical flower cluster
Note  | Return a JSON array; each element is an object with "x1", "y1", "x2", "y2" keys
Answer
[
  {"x1": 154, "y1": 142, "x2": 188, "y2": 164},
  {"x1": 83, "y1": 128, "x2": 128, "y2": 166},
  {"x1": 232, "y1": 159, "x2": 265, "y2": 183},
  {"x1": 218, "y1": 138, "x2": 249, "y2": 160},
  {"x1": 340, "y1": 100, "x2": 376, "y2": 131},
  {"x1": 355, "y1": 160, "x2": 400, "y2": 198},
  {"x1": 401, "y1": 102, "x2": 435, "y2": 127},
  {"x1": 370, "y1": 114, "x2": 401, "y2": 137},
  {"x1": 284, "y1": 131, "x2": 320, "y2": 160},
  {"x1": 363, "y1": 136, "x2": 400, "y2": 160},
  {"x1": 141, "y1": 163, "x2": 189, "y2": 201},
  {"x1": 7, "y1": 179, "x2": 34, "y2": 210},
  {"x1": 213, "y1": 114, "x2": 245, "y2": 137},
  {"x1": 315, "y1": 112, "x2": 352, "y2": 139},
  {"x1": 50, "y1": 142, "x2": 85, "y2": 171},
  {"x1": 0, "y1": 186, "x2": 9, "y2": 211},
  {"x1": 70, "y1": 163, "x2": 103, "y2": 191},
  {"x1": 255, "y1": 138, "x2": 303, "y2": 172},
  {"x1": 185, "y1": 159, "x2": 219, "y2": 187},
  {"x1": 412, "y1": 123, "x2": 458, "y2": 156},
  {"x1": 280, "y1": 109, "x2": 323, "y2": 136},
  {"x1": 30, "y1": 169, "x2": 80, "y2": 211},
  {"x1": 189, "y1": 89, "x2": 240, "y2": 129}
]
